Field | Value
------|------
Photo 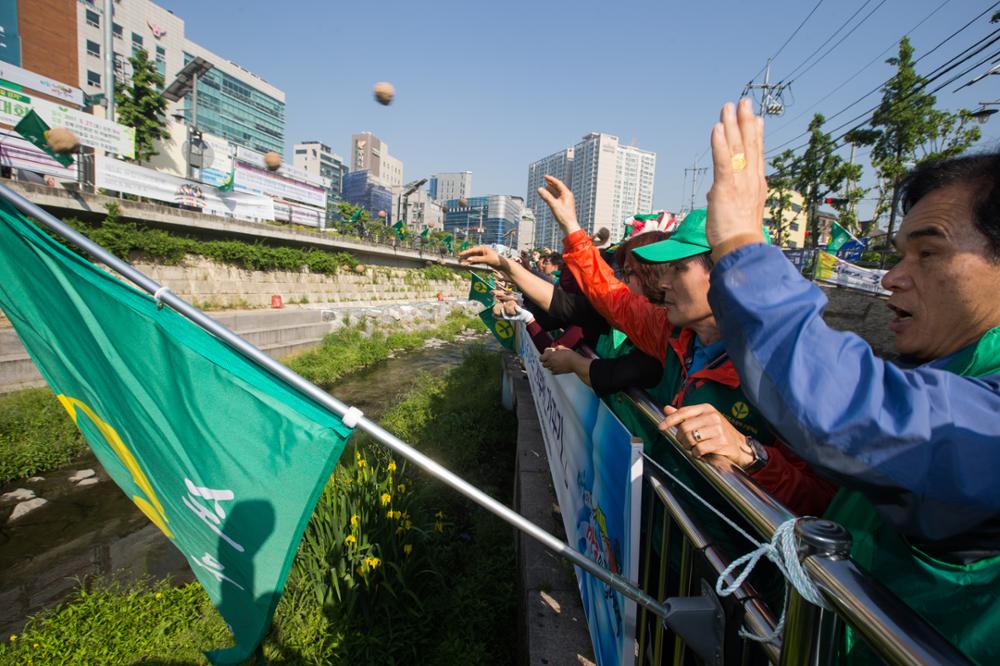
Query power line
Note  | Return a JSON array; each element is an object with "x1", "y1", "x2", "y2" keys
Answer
[
  {"x1": 755, "y1": 0, "x2": 827, "y2": 79},
  {"x1": 766, "y1": 21, "x2": 1000, "y2": 156},
  {"x1": 783, "y1": 0, "x2": 890, "y2": 83},
  {"x1": 779, "y1": 0, "x2": 878, "y2": 82},
  {"x1": 765, "y1": 0, "x2": 955, "y2": 140}
]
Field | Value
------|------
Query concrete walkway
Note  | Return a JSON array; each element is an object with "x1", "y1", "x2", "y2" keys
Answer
[{"x1": 505, "y1": 354, "x2": 596, "y2": 666}]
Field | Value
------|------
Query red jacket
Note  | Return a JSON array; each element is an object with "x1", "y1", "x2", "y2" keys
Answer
[{"x1": 562, "y1": 229, "x2": 836, "y2": 516}]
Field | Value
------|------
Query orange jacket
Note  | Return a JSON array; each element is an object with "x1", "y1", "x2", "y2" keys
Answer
[{"x1": 561, "y1": 229, "x2": 836, "y2": 516}]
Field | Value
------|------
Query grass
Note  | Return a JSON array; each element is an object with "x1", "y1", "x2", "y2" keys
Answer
[
  {"x1": 0, "y1": 347, "x2": 518, "y2": 665},
  {"x1": 287, "y1": 310, "x2": 482, "y2": 388},
  {"x1": 0, "y1": 388, "x2": 87, "y2": 483}
]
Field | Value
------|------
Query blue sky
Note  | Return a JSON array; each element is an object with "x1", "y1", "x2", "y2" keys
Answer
[{"x1": 163, "y1": 0, "x2": 998, "y2": 217}]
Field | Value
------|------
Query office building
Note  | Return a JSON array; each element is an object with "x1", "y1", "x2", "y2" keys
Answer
[
  {"x1": 2, "y1": 0, "x2": 78, "y2": 90},
  {"x1": 75, "y1": 0, "x2": 285, "y2": 154},
  {"x1": 350, "y1": 131, "x2": 402, "y2": 188},
  {"x1": 526, "y1": 146, "x2": 573, "y2": 248},
  {"x1": 764, "y1": 188, "x2": 807, "y2": 248},
  {"x1": 428, "y1": 171, "x2": 471, "y2": 202},
  {"x1": 294, "y1": 141, "x2": 349, "y2": 223},
  {"x1": 518, "y1": 208, "x2": 536, "y2": 252},
  {"x1": 442, "y1": 195, "x2": 523, "y2": 248},
  {"x1": 391, "y1": 186, "x2": 442, "y2": 230},
  {"x1": 343, "y1": 170, "x2": 393, "y2": 222}
]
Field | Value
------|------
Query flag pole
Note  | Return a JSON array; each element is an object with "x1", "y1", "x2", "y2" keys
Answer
[{"x1": 0, "y1": 183, "x2": 676, "y2": 622}]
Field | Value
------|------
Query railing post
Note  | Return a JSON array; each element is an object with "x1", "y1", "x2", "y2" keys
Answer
[{"x1": 779, "y1": 519, "x2": 851, "y2": 666}]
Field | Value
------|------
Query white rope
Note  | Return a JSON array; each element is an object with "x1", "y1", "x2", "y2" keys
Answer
[
  {"x1": 341, "y1": 406, "x2": 364, "y2": 429},
  {"x1": 641, "y1": 451, "x2": 830, "y2": 644},
  {"x1": 153, "y1": 286, "x2": 170, "y2": 308}
]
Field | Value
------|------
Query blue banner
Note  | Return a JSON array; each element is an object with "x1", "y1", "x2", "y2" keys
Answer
[{"x1": 518, "y1": 326, "x2": 642, "y2": 666}]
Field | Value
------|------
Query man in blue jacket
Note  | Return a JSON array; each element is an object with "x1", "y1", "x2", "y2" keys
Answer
[{"x1": 701, "y1": 98, "x2": 1000, "y2": 663}]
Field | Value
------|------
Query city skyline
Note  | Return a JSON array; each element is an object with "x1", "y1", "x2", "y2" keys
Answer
[{"x1": 162, "y1": 0, "x2": 999, "y2": 221}]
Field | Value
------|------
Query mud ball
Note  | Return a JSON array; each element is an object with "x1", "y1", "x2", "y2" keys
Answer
[
  {"x1": 45, "y1": 128, "x2": 79, "y2": 154},
  {"x1": 373, "y1": 81, "x2": 395, "y2": 105},
  {"x1": 377, "y1": 210, "x2": 387, "y2": 219},
  {"x1": 263, "y1": 152, "x2": 282, "y2": 171},
  {"x1": 354, "y1": 264, "x2": 366, "y2": 274},
  {"x1": 458, "y1": 198, "x2": 468, "y2": 208}
]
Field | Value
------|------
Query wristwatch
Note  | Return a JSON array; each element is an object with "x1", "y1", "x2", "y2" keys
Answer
[{"x1": 741, "y1": 436, "x2": 769, "y2": 474}]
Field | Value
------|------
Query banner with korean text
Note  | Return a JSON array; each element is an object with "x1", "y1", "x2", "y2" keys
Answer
[
  {"x1": 0, "y1": 199, "x2": 354, "y2": 664},
  {"x1": 815, "y1": 251, "x2": 889, "y2": 295},
  {"x1": 518, "y1": 325, "x2": 643, "y2": 666},
  {"x1": 95, "y1": 155, "x2": 275, "y2": 223}
]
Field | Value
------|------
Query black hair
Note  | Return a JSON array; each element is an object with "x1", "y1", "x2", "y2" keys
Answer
[{"x1": 897, "y1": 150, "x2": 1000, "y2": 261}]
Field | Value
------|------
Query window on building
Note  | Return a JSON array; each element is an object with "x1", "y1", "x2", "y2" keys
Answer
[
  {"x1": 86, "y1": 40, "x2": 100, "y2": 57},
  {"x1": 87, "y1": 70, "x2": 101, "y2": 87},
  {"x1": 85, "y1": 9, "x2": 100, "y2": 28},
  {"x1": 790, "y1": 222, "x2": 800, "y2": 231},
  {"x1": 113, "y1": 23, "x2": 123, "y2": 38},
  {"x1": 132, "y1": 32, "x2": 143, "y2": 47}
]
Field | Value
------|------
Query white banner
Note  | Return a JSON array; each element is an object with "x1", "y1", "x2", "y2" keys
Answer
[
  {"x1": 234, "y1": 146, "x2": 326, "y2": 188},
  {"x1": 197, "y1": 132, "x2": 235, "y2": 189},
  {"x1": 234, "y1": 161, "x2": 326, "y2": 208},
  {"x1": 0, "y1": 61, "x2": 83, "y2": 105},
  {"x1": 0, "y1": 129, "x2": 77, "y2": 180},
  {"x1": 815, "y1": 251, "x2": 889, "y2": 296},
  {"x1": 518, "y1": 325, "x2": 643, "y2": 666},
  {"x1": 0, "y1": 84, "x2": 135, "y2": 157},
  {"x1": 95, "y1": 155, "x2": 275, "y2": 223},
  {"x1": 273, "y1": 200, "x2": 324, "y2": 228}
]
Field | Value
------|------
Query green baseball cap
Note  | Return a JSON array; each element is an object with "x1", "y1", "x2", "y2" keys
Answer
[
  {"x1": 631, "y1": 208, "x2": 772, "y2": 263},
  {"x1": 632, "y1": 209, "x2": 709, "y2": 263}
]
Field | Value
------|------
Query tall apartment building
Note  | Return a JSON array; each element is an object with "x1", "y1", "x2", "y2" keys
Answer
[
  {"x1": 428, "y1": 171, "x2": 471, "y2": 202},
  {"x1": 350, "y1": 131, "x2": 402, "y2": 188},
  {"x1": 525, "y1": 147, "x2": 574, "y2": 248},
  {"x1": 76, "y1": 0, "x2": 285, "y2": 154},
  {"x1": 294, "y1": 141, "x2": 348, "y2": 202},
  {"x1": 572, "y1": 133, "x2": 656, "y2": 241}
]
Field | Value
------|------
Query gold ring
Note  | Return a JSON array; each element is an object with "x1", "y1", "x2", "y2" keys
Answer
[
  {"x1": 731, "y1": 153, "x2": 747, "y2": 172},
  {"x1": 692, "y1": 429, "x2": 703, "y2": 443}
]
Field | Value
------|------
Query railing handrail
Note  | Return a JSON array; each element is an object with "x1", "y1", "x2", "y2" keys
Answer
[{"x1": 580, "y1": 344, "x2": 974, "y2": 665}]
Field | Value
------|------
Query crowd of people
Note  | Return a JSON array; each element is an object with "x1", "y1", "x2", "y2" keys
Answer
[{"x1": 462, "y1": 99, "x2": 1000, "y2": 663}]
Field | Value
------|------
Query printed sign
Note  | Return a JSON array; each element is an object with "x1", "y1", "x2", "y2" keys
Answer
[
  {"x1": 0, "y1": 129, "x2": 77, "y2": 180},
  {"x1": 234, "y1": 161, "x2": 327, "y2": 208},
  {"x1": 816, "y1": 251, "x2": 889, "y2": 295},
  {"x1": 518, "y1": 325, "x2": 642, "y2": 666}
]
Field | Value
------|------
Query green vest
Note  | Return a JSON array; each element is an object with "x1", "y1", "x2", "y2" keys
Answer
[{"x1": 828, "y1": 327, "x2": 1000, "y2": 665}]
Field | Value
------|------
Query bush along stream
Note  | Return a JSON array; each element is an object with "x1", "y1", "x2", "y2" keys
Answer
[{"x1": 0, "y1": 339, "x2": 519, "y2": 664}]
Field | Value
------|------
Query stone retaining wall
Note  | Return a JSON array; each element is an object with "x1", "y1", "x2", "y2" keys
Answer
[{"x1": 131, "y1": 255, "x2": 468, "y2": 310}]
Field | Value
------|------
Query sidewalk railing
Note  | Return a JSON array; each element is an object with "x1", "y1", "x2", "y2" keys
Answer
[{"x1": 579, "y1": 345, "x2": 973, "y2": 665}]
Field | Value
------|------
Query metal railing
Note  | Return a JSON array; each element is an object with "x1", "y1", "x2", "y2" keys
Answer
[{"x1": 610, "y1": 376, "x2": 974, "y2": 665}]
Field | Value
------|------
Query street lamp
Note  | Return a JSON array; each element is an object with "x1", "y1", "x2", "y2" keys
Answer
[
  {"x1": 970, "y1": 102, "x2": 999, "y2": 124},
  {"x1": 399, "y1": 177, "x2": 428, "y2": 227},
  {"x1": 164, "y1": 56, "x2": 214, "y2": 179}
]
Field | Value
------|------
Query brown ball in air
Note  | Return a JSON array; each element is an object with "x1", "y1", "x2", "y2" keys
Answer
[
  {"x1": 373, "y1": 81, "x2": 395, "y2": 106},
  {"x1": 354, "y1": 264, "x2": 366, "y2": 274},
  {"x1": 263, "y1": 151, "x2": 282, "y2": 171},
  {"x1": 45, "y1": 128, "x2": 79, "y2": 154},
  {"x1": 458, "y1": 198, "x2": 468, "y2": 208},
  {"x1": 377, "y1": 210, "x2": 387, "y2": 219}
]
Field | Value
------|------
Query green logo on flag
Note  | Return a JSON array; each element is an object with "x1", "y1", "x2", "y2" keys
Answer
[
  {"x1": 479, "y1": 308, "x2": 514, "y2": 350},
  {"x1": 0, "y1": 200, "x2": 354, "y2": 664},
  {"x1": 468, "y1": 272, "x2": 495, "y2": 306}
]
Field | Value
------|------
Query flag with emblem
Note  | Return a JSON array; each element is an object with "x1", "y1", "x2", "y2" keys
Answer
[
  {"x1": 443, "y1": 234, "x2": 454, "y2": 253},
  {"x1": 216, "y1": 159, "x2": 236, "y2": 192},
  {"x1": 391, "y1": 220, "x2": 406, "y2": 240},
  {"x1": 419, "y1": 227, "x2": 429, "y2": 239},
  {"x1": 15, "y1": 109, "x2": 74, "y2": 168},
  {"x1": 468, "y1": 271, "x2": 495, "y2": 306},
  {"x1": 0, "y1": 198, "x2": 354, "y2": 665},
  {"x1": 479, "y1": 308, "x2": 515, "y2": 350},
  {"x1": 825, "y1": 220, "x2": 855, "y2": 255}
]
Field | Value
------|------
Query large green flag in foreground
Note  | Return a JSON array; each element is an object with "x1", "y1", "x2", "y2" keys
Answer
[
  {"x1": 0, "y1": 200, "x2": 354, "y2": 664},
  {"x1": 15, "y1": 109, "x2": 74, "y2": 168},
  {"x1": 468, "y1": 271, "x2": 495, "y2": 306},
  {"x1": 479, "y1": 308, "x2": 515, "y2": 350}
]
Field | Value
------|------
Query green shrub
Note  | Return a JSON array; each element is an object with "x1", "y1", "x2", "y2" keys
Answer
[{"x1": 0, "y1": 388, "x2": 86, "y2": 483}]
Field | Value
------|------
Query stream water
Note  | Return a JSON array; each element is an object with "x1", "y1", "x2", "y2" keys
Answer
[{"x1": 0, "y1": 335, "x2": 488, "y2": 637}]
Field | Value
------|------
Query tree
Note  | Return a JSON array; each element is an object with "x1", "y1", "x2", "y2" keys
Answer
[
  {"x1": 766, "y1": 150, "x2": 797, "y2": 247},
  {"x1": 860, "y1": 37, "x2": 981, "y2": 251},
  {"x1": 114, "y1": 49, "x2": 169, "y2": 163},
  {"x1": 792, "y1": 114, "x2": 859, "y2": 248},
  {"x1": 333, "y1": 201, "x2": 371, "y2": 236}
]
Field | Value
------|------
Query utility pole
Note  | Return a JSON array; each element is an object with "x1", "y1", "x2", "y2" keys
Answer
[
  {"x1": 742, "y1": 59, "x2": 789, "y2": 117},
  {"x1": 683, "y1": 164, "x2": 707, "y2": 213},
  {"x1": 103, "y1": 0, "x2": 115, "y2": 121}
]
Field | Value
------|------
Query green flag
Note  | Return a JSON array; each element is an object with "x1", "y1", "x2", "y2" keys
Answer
[
  {"x1": 15, "y1": 109, "x2": 74, "y2": 167},
  {"x1": 419, "y1": 227, "x2": 429, "y2": 239},
  {"x1": 468, "y1": 271, "x2": 495, "y2": 306},
  {"x1": 349, "y1": 208, "x2": 363, "y2": 223},
  {"x1": 826, "y1": 220, "x2": 855, "y2": 255},
  {"x1": 391, "y1": 220, "x2": 405, "y2": 240},
  {"x1": 216, "y1": 160, "x2": 235, "y2": 192},
  {"x1": 479, "y1": 308, "x2": 515, "y2": 350},
  {"x1": 460, "y1": 240, "x2": 471, "y2": 252},
  {"x1": 443, "y1": 234, "x2": 454, "y2": 253},
  {"x1": 0, "y1": 200, "x2": 354, "y2": 665}
]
